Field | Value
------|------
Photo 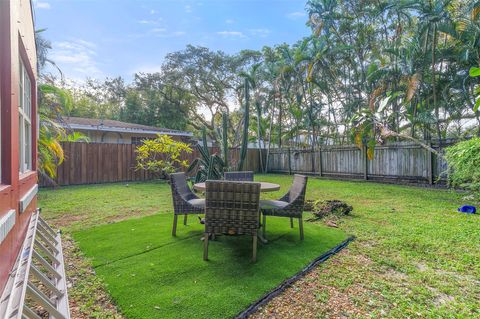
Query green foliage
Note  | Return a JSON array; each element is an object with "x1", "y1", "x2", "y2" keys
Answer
[
  {"x1": 445, "y1": 138, "x2": 480, "y2": 191},
  {"x1": 39, "y1": 0, "x2": 480, "y2": 149},
  {"x1": 470, "y1": 67, "x2": 480, "y2": 112},
  {"x1": 187, "y1": 127, "x2": 226, "y2": 182},
  {"x1": 135, "y1": 134, "x2": 192, "y2": 176},
  {"x1": 38, "y1": 84, "x2": 89, "y2": 179}
]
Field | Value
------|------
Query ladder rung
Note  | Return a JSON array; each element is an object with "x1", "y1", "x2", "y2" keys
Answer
[
  {"x1": 36, "y1": 222, "x2": 58, "y2": 246},
  {"x1": 0, "y1": 211, "x2": 70, "y2": 319},
  {"x1": 26, "y1": 284, "x2": 65, "y2": 319},
  {"x1": 36, "y1": 230, "x2": 59, "y2": 255},
  {"x1": 37, "y1": 217, "x2": 56, "y2": 238},
  {"x1": 34, "y1": 240, "x2": 59, "y2": 266},
  {"x1": 32, "y1": 251, "x2": 61, "y2": 280},
  {"x1": 22, "y1": 305, "x2": 42, "y2": 319},
  {"x1": 30, "y1": 265, "x2": 63, "y2": 298}
]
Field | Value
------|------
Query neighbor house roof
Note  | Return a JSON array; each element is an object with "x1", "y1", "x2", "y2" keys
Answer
[{"x1": 61, "y1": 116, "x2": 193, "y2": 137}]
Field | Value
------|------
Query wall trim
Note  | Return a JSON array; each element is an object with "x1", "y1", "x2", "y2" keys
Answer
[
  {"x1": 0, "y1": 210, "x2": 15, "y2": 244},
  {"x1": 65, "y1": 123, "x2": 193, "y2": 137},
  {"x1": 19, "y1": 184, "x2": 37, "y2": 213}
]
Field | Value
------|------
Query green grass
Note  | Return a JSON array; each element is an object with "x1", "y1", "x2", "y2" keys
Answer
[
  {"x1": 39, "y1": 180, "x2": 172, "y2": 231},
  {"x1": 39, "y1": 175, "x2": 480, "y2": 318},
  {"x1": 73, "y1": 214, "x2": 346, "y2": 319}
]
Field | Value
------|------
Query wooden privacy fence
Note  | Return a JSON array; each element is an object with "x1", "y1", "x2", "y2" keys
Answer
[
  {"x1": 40, "y1": 141, "x2": 450, "y2": 187},
  {"x1": 40, "y1": 142, "x2": 261, "y2": 187},
  {"x1": 267, "y1": 141, "x2": 450, "y2": 185}
]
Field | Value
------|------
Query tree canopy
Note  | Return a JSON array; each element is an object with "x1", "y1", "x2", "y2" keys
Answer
[{"x1": 50, "y1": 0, "x2": 479, "y2": 150}]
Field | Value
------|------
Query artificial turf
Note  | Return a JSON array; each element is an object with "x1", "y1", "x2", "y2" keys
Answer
[{"x1": 73, "y1": 213, "x2": 347, "y2": 319}]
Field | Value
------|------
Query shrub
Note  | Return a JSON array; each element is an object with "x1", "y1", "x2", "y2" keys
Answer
[
  {"x1": 135, "y1": 134, "x2": 192, "y2": 177},
  {"x1": 445, "y1": 138, "x2": 480, "y2": 192}
]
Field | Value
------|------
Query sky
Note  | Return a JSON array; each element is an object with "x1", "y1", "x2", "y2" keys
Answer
[{"x1": 33, "y1": 0, "x2": 312, "y2": 82}]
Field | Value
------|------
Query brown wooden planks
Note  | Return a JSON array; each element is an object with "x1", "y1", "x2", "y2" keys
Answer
[{"x1": 38, "y1": 141, "x2": 450, "y2": 187}]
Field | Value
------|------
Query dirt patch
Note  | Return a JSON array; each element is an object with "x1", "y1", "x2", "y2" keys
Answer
[
  {"x1": 382, "y1": 268, "x2": 409, "y2": 282},
  {"x1": 433, "y1": 292, "x2": 455, "y2": 307},
  {"x1": 62, "y1": 234, "x2": 124, "y2": 319},
  {"x1": 49, "y1": 214, "x2": 85, "y2": 228},
  {"x1": 249, "y1": 250, "x2": 371, "y2": 319}
]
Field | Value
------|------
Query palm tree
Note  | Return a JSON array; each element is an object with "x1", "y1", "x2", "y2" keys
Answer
[{"x1": 38, "y1": 84, "x2": 89, "y2": 181}]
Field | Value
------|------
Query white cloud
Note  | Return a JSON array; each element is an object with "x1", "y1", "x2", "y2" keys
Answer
[
  {"x1": 185, "y1": 5, "x2": 192, "y2": 13},
  {"x1": 248, "y1": 28, "x2": 270, "y2": 37},
  {"x1": 216, "y1": 31, "x2": 246, "y2": 38},
  {"x1": 151, "y1": 28, "x2": 167, "y2": 33},
  {"x1": 147, "y1": 29, "x2": 186, "y2": 38},
  {"x1": 35, "y1": 1, "x2": 51, "y2": 9},
  {"x1": 51, "y1": 39, "x2": 103, "y2": 78},
  {"x1": 150, "y1": 9, "x2": 158, "y2": 15},
  {"x1": 287, "y1": 11, "x2": 307, "y2": 20},
  {"x1": 225, "y1": 19, "x2": 235, "y2": 24},
  {"x1": 138, "y1": 18, "x2": 163, "y2": 25}
]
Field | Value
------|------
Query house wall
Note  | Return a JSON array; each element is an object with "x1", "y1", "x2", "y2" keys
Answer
[
  {"x1": 0, "y1": 0, "x2": 38, "y2": 293},
  {"x1": 77, "y1": 129, "x2": 190, "y2": 144}
]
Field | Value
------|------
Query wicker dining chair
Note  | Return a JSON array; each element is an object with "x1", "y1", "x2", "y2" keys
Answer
[
  {"x1": 203, "y1": 180, "x2": 261, "y2": 262},
  {"x1": 224, "y1": 171, "x2": 254, "y2": 181},
  {"x1": 170, "y1": 172, "x2": 205, "y2": 236},
  {"x1": 260, "y1": 174, "x2": 308, "y2": 240}
]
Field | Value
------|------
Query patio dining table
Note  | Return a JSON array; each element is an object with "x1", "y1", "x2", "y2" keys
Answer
[{"x1": 193, "y1": 181, "x2": 280, "y2": 193}]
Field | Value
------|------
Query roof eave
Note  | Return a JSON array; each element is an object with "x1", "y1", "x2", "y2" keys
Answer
[{"x1": 64, "y1": 124, "x2": 193, "y2": 137}]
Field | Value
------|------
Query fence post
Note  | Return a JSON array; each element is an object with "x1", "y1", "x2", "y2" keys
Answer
[
  {"x1": 318, "y1": 148, "x2": 323, "y2": 177},
  {"x1": 363, "y1": 145, "x2": 368, "y2": 180},
  {"x1": 311, "y1": 149, "x2": 315, "y2": 174},
  {"x1": 427, "y1": 142, "x2": 433, "y2": 185},
  {"x1": 288, "y1": 147, "x2": 292, "y2": 175}
]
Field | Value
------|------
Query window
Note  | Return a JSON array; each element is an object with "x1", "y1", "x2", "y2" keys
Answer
[{"x1": 18, "y1": 58, "x2": 32, "y2": 174}]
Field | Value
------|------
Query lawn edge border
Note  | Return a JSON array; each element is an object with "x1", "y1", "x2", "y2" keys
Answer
[{"x1": 234, "y1": 235, "x2": 356, "y2": 319}]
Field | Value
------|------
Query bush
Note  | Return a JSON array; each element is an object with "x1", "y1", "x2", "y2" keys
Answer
[
  {"x1": 445, "y1": 138, "x2": 480, "y2": 192},
  {"x1": 135, "y1": 134, "x2": 192, "y2": 177}
]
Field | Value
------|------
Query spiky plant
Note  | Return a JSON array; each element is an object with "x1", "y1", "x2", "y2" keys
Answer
[{"x1": 187, "y1": 127, "x2": 225, "y2": 183}]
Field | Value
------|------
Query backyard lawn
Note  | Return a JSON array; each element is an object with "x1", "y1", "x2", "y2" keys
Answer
[{"x1": 39, "y1": 175, "x2": 480, "y2": 319}]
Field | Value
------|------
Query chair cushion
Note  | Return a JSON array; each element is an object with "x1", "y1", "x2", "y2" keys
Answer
[
  {"x1": 260, "y1": 200, "x2": 288, "y2": 210},
  {"x1": 188, "y1": 198, "x2": 205, "y2": 209}
]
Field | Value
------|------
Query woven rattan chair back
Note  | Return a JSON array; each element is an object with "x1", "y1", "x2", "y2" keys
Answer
[
  {"x1": 223, "y1": 171, "x2": 254, "y2": 182},
  {"x1": 260, "y1": 174, "x2": 308, "y2": 241},
  {"x1": 205, "y1": 180, "x2": 260, "y2": 236},
  {"x1": 170, "y1": 172, "x2": 204, "y2": 236},
  {"x1": 170, "y1": 172, "x2": 196, "y2": 203},
  {"x1": 287, "y1": 174, "x2": 308, "y2": 204},
  {"x1": 203, "y1": 180, "x2": 261, "y2": 261}
]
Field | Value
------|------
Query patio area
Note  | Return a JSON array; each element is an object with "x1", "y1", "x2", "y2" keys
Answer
[{"x1": 39, "y1": 174, "x2": 480, "y2": 319}]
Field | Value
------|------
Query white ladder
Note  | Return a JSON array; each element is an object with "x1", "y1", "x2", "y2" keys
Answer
[{"x1": 0, "y1": 210, "x2": 70, "y2": 319}]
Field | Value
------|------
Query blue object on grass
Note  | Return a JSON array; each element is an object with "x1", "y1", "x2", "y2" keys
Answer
[{"x1": 458, "y1": 205, "x2": 476, "y2": 214}]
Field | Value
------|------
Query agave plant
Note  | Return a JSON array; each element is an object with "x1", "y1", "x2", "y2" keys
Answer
[{"x1": 187, "y1": 127, "x2": 225, "y2": 183}]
